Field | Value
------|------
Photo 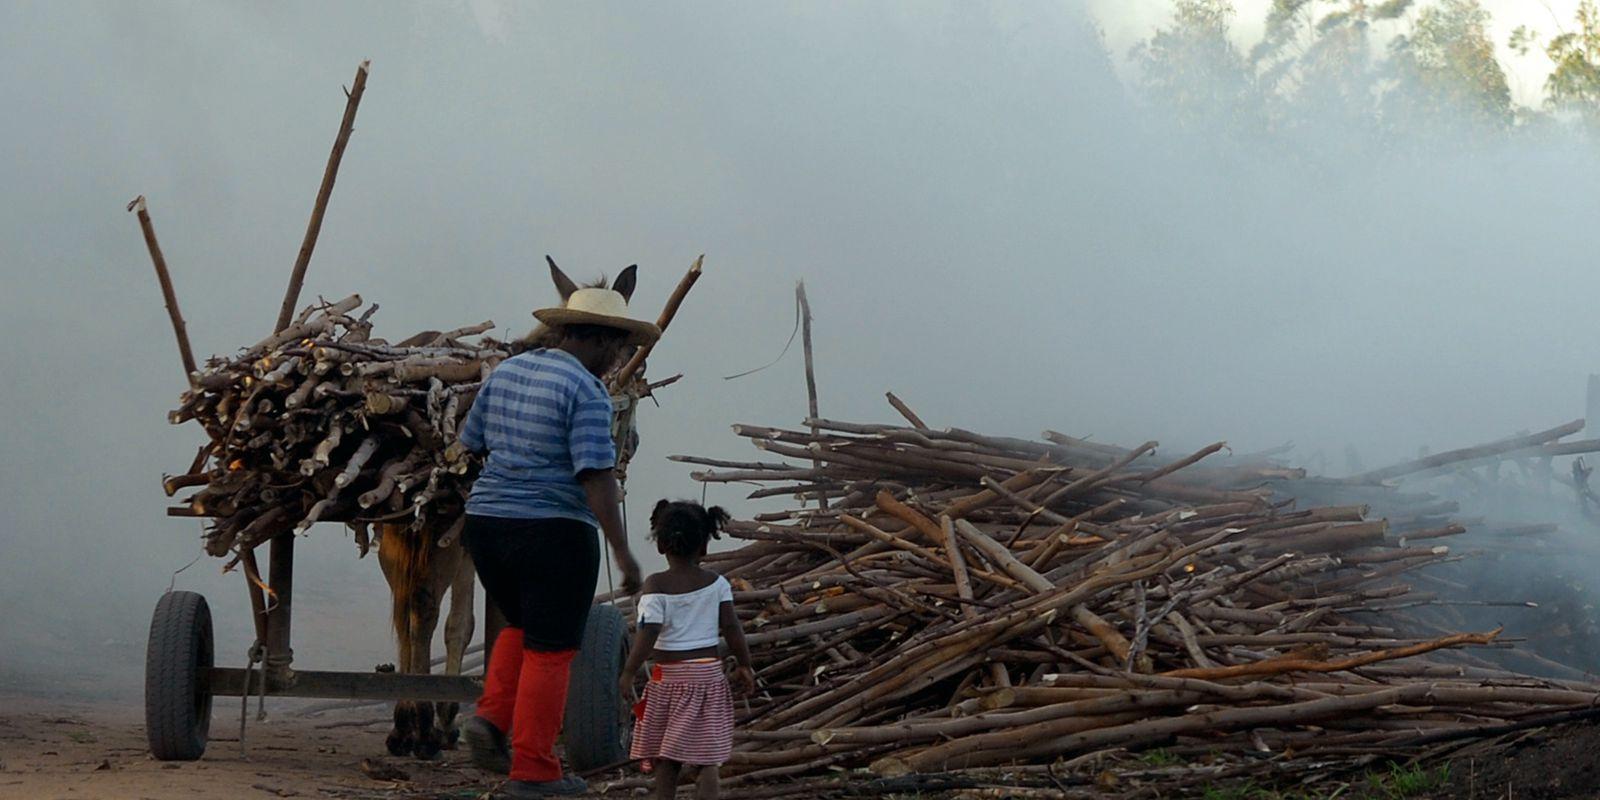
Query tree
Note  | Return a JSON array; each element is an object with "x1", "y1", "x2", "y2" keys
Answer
[
  {"x1": 1245, "y1": 0, "x2": 1413, "y2": 138},
  {"x1": 1250, "y1": 2, "x2": 1413, "y2": 93},
  {"x1": 1384, "y1": 0, "x2": 1512, "y2": 132},
  {"x1": 1131, "y1": 0, "x2": 1263, "y2": 134},
  {"x1": 1545, "y1": 0, "x2": 1600, "y2": 124}
]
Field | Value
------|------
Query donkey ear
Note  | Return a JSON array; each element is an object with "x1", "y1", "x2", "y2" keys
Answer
[
  {"x1": 546, "y1": 255, "x2": 580, "y2": 302},
  {"x1": 613, "y1": 264, "x2": 638, "y2": 302}
]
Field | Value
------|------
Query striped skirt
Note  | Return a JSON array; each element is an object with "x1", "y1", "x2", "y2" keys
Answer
[{"x1": 629, "y1": 659, "x2": 735, "y2": 766}]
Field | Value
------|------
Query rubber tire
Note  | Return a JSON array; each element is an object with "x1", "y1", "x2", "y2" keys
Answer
[
  {"x1": 563, "y1": 602, "x2": 628, "y2": 772},
  {"x1": 145, "y1": 591, "x2": 214, "y2": 761}
]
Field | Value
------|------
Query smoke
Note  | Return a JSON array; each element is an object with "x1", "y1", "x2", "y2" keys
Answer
[{"x1": 3, "y1": 0, "x2": 1599, "y2": 701}]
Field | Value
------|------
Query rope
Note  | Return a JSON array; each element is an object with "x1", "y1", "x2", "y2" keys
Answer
[
  {"x1": 166, "y1": 553, "x2": 202, "y2": 594},
  {"x1": 606, "y1": 387, "x2": 639, "y2": 606},
  {"x1": 239, "y1": 641, "x2": 266, "y2": 757},
  {"x1": 257, "y1": 655, "x2": 268, "y2": 722},
  {"x1": 605, "y1": 494, "x2": 622, "y2": 605},
  {"x1": 723, "y1": 292, "x2": 802, "y2": 380}
]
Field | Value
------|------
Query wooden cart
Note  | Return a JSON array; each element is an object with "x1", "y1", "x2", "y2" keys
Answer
[
  {"x1": 143, "y1": 532, "x2": 632, "y2": 771},
  {"x1": 131, "y1": 61, "x2": 698, "y2": 774}
]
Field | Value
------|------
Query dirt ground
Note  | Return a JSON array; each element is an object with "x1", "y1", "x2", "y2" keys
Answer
[
  {"x1": 9, "y1": 692, "x2": 1600, "y2": 800},
  {"x1": 1433, "y1": 720, "x2": 1600, "y2": 800},
  {"x1": 0, "y1": 695, "x2": 521, "y2": 800}
]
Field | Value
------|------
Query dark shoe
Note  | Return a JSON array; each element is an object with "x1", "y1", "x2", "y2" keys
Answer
[
  {"x1": 460, "y1": 715, "x2": 511, "y2": 774},
  {"x1": 497, "y1": 775, "x2": 588, "y2": 797}
]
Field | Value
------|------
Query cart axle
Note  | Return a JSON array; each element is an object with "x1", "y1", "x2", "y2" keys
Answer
[{"x1": 206, "y1": 668, "x2": 483, "y2": 702}]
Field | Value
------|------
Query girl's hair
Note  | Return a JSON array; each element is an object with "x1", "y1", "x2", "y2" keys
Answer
[{"x1": 650, "y1": 500, "x2": 730, "y2": 558}]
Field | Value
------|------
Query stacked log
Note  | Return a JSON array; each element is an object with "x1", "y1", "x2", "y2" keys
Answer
[
  {"x1": 165, "y1": 295, "x2": 508, "y2": 559},
  {"x1": 638, "y1": 413, "x2": 1600, "y2": 796}
]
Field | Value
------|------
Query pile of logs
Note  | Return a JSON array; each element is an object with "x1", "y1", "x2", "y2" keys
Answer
[
  {"x1": 634, "y1": 406, "x2": 1600, "y2": 796},
  {"x1": 1271, "y1": 419, "x2": 1600, "y2": 679},
  {"x1": 165, "y1": 294, "x2": 509, "y2": 559}
]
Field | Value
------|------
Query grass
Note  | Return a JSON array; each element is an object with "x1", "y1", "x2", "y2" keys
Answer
[
  {"x1": 1199, "y1": 761, "x2": 1451, "y2": 800},
  {"x1": 1138, "y1": 747, "x2": 1182, "y2": 767},
  {"x1": 1200, "y1": 784, "x2": 1343, "y2": 800},
  {"x1": 1363, "y1": 762, "x2": 1451, "y2": 799}
]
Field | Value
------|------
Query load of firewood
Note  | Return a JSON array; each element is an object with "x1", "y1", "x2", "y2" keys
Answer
[
  {"x1": 164, "y1": 294, "x2": 510, "y2": 559},
  {"x1": 163, "y1": 253, "x2": 701, "y2": 568},
  {"x1": 621, "y1": 408, "x2": 1600, "y2": 797}
]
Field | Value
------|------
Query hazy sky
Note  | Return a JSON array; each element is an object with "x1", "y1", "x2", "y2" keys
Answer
[{"x1": 3, "y1": 0, "x2": 1599, "y2": 700}]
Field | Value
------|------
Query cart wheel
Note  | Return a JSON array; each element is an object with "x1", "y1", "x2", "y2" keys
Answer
[
  {"x1": 564, "y1": 603, "x2": 629, "y2": 772},
  {"x1": 145, "y1": 591, "x2": 214, "y2": 761}
]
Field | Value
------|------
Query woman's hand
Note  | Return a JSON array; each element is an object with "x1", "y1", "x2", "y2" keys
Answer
[
  {"x1": 729, "y1": 665, "x2": 756, "y2": 698},
  {"x1": 617, "y1": 550, "x2": 643, "y2": 595}
]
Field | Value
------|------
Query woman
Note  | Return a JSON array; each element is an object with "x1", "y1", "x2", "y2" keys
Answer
[{"x1": 456, "y1": 260, "x2": 657, "y2": 798}]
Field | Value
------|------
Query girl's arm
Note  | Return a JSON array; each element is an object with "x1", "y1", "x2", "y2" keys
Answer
[
  {"x1": 718, "y1": 600, "x2": 755, "y2": 697},
  {"x1": 619, "y1": 622, "x2": 660, "y2": 702}
]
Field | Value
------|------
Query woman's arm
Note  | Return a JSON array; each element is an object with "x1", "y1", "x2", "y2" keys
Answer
[
  {"x1": 719, "y1": 600, "x2": 755, "y2": 697},
  {"x1": 579, "y1": 469, "x2": 641, "y2": 594}
]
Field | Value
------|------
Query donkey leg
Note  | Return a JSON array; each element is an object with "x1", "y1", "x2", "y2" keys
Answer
[
  {"x1": 408, "y1": 623, "x2": 443, "y2": 759},
  {"x1": 408, "y1": 569, "x2": 450, "y2": 760},
  {"x1": 436, "y1": 549, "x2": 477, "y2": 748},
  {"x1": 387, "y1": 617, "x2": 419, "y2": 756},
  {"x1": 378, "y1": 531, "x2": 418, "y2": 758}
]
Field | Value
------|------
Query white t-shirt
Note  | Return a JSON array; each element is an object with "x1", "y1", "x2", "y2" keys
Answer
[{"x1": 636, "y1": 575, "x2": 734, "y2": 651}]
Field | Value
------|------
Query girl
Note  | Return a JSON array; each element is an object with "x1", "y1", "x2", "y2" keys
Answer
[{"x1": 621, "y1": 500, "x2": 756, "y2": 800}]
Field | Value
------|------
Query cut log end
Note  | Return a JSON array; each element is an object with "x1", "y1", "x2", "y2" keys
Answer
[{"x1": 869, "y1": 757, "x2": 912, "y2": 778}]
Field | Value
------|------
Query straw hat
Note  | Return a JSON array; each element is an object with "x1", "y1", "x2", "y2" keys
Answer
[{"x1": 533, "y1": 257, "x2": 661, "y2": 345}]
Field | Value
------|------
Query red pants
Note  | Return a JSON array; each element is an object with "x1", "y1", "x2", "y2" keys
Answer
[{"x1": 477, "y1": 626, "x2": 577, "y2": 782}]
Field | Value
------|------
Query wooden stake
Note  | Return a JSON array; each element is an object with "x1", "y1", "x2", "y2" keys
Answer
[
  {"x1": 797, "y1": 281, "x2": 826, "y2": 510},
  {"x1": 610, "y1": 254, "x2": 704, "y2": 391},
  {"x1": 1588, "y1": 375, "x2": 1600, "y2": 436},
  {"x1": 127, "y1": 196, "x2": 198, "y2": 384},
  {"x1": 274, "y1": 60, "x2": 371, "y2": 333}
]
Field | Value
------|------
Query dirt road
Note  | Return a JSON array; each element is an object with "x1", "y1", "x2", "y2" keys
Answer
[{"x1": 0, "y1": 695, "x2": 507, "y2": 800}]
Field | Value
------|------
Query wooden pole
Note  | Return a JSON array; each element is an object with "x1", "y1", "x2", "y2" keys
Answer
[
  {"x1": 1587, "y1": 375, "x2": 1600, "y2": 436},
  {"x1": 127, "y1": 195, "x2": 198, "y2": 385},
  {"x1": 797, "y1": 281, "x2": 826, "y2": 510},
  {"x1": 264, "y1": 533, "x2": 296, "y2": 677},
  {"x1": 239, "y1": 546, "x2": 269, "y2": 646},
  {"x1": 274, "y1": 60, "x2": 371, "y2": 333},
  {"x1": 1350, "y1": 419, "x2": 1584, "y2": 483},
  {"x1": 610, "y1": 254, "x2": 704, "y2": 391}
]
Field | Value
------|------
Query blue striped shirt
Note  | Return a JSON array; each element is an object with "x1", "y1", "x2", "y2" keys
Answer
[{"x1": 458, "y1": 349, "x2": 616, "y2": 525}]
